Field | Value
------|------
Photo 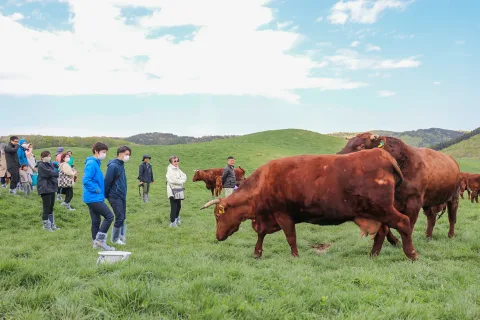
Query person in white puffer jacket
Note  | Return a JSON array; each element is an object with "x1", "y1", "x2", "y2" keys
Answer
[{"x1": 166, "y1": 155, "x2": 187, "y2": 228}]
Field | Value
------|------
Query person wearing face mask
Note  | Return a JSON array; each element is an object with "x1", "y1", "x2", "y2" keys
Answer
[
  {"x1": 37, "y1": 151, "x2": 60, "y2": 231},
  {"x1": 104, "y1": 146, "x2": 131, "y2": 245},
  {"x1": 4, "y1": 136, "x2": 20, "y2": 195},
  {"x1": 166, "y1": 155, "x2": 187, "y2": 228},
  {"x1": 26, "y1": 144, "x2": 38, "y2": 190},
  {"x1": 83, "y1": 142, "x2": 115, "y2": 251},
  {"x1": 58, "y1": 153, "x2": 77, "y2": 211}
]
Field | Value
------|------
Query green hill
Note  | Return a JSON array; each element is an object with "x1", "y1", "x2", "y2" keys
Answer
[
  {"x1": 328, "y1": 128, "x2": 464, "y2": 147},
  {"x1": 125, "y1": 132, "x2": 236, "y2": 145},
  {"x1": 2, "y1": 129, "x2": 480, "y2": 319},
  {"x1": 443, "y1": 133, "x2": 480, "y2": 159}
]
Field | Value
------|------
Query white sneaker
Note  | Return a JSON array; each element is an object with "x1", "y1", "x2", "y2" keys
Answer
[
  {"x1": 175, "y1": 218, "x2": 181, "y2": 225},
  {"x1": 169, "y1": 222, "x2": 178, "y2": 228},
  {"x1": 60, "y1": 202, "x2": 67, "y2": 207},
  {"x1": 114, "y1": 239, "x2": 126, "y2": 245}
]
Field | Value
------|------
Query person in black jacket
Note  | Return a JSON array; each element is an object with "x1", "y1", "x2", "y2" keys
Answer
[
  {"x1": 37, "y1": 150, "x2": 60, "y2": 231},
  {"x1": 4, "y1": 136, "x2": 20, "y2": 195},
  {"x1": 222, "y1": 156, "x2": 236, "y2": 197},
  {"x1": 138, "y1": 155, "x2": 154, "y2": 203},
  {"x1": 105, "y1": 146, "x2": 131, "y2": 245}
]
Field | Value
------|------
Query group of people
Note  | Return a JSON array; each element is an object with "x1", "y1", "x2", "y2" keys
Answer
[{"x1": 1, "y1": 136, "x2": 239, "y2": 252}]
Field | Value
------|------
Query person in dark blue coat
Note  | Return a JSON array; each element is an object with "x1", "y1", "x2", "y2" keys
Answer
[
  {"x1": 138, "y1": 155, "x2": 154, "y2": 203},
  {"x1": 104, "y1": 145, "x2": 131, "y2": 245},
  {"x1": 83, "y1": 142, "x2": 115, "y2": 251},
  {"x1": 37, "y1": 150, "x2": 60, "y2": 231}
]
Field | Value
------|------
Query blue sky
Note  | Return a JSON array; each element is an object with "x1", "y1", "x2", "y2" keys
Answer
[{"x1": 0, "y1": 0, "x2": 478, "y2": 137}]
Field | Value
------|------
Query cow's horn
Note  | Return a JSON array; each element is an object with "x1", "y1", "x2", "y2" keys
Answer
[
  {"x1": 370, "y1": 134, "x2": 378, "y2": 140},
  {"x1": 200, "y1": 199, "x2": 220, "y2": 210}
]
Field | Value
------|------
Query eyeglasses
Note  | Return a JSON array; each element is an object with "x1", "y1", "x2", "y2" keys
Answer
[{"x1": 173, "y1": 160, "x2": 179, "y2": 163}]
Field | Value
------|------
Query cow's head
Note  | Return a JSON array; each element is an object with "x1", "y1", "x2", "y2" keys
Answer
[
  {"x1": 192, "y1": 169, "x2": 201, "y2": 182},
  {"x1": 337, "y1": 132, "x2": 385, "y2": 155},
  {"x1": 200, "y1": 197, "x2": 250, "y2": 241}
]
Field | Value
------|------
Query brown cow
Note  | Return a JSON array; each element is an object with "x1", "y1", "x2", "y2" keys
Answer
[
  {"x1": 338, "y1": 133, "x2": 460, "y2": 257},
  {"x1": 459, "y1": 172, "x2": 472, "y2": 200},
  {"x1": 193, "y1": 166, "x2": 246, "y2": 196},
  {"x1": 200, "y1": 149, "x2": 419, "y2": 260},
  {"x1": 214, "y1": 176, "x2": 223, "y2": 197},
  {"x1": 467, "y1": 174, "x2": 480, "y2": 204}
]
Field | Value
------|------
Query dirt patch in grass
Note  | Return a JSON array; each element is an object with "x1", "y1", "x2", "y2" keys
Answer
[{"x1": 311, "y1": 243, "x2": 332, "y2": 254}]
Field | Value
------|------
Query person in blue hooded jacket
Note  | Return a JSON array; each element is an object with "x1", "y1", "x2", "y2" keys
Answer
[
  {"x1": 16, "y1": 139, "x2": 29, "y2": 192},
  {"x1": 104, "y1": 145, "x2": 131, "y2": 245},
  {"x1": 83, "y1": 142, "x2": 115, "y2": 251}
]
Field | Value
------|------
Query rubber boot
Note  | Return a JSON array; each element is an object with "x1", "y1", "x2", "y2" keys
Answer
[
  {"x1": 120, "y1": 224, "x2": 127, "y2": 244},
  {"x1": 42, "y1": 220, "x2": 53, "y2": 232},
  {"x1": 48, "y1": 213, "x2": 60, "y2": 231},
  {"x1": 111, "y1": 227, "x2": 125, "y2": 245},
  {"x1": 93, "y1": 232, "x2": 115, "y2": 251}
]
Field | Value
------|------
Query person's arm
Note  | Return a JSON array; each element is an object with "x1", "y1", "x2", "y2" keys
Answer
[
  {"x1": 38, "y1": 163, "x2": 59, "y2": 179},
  {"x1": 151, "y1": 165, "x2": 154, "y2": 183},
  {"x1": 61, "y1": 163, "x2": 75, "y2": 177},
  {"x1": 166, "y1": 168, "x2": 183, "y2": 185},
  {"x1": 222, "y1": 167, "x2": 228, "y2": 185},
  {"x1": 104, "y1": 165, "x2": 116, "y2": 199},
  {"x1": 4, "y1": 144, "x2": 19, "y2": 154},
  {"x1": 138, "y1": 164, "x2": 144, "y2": 183},
  {"x1": 83, "y1": 162, "x2": 100, "y2": 194}
]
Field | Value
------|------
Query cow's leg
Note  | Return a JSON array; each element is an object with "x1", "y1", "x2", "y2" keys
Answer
[
  {"x1": 425, "y1": 212, "x2": 437, "y2": 239},
  {"x1": 460, "y1": 192, "x2": 464, "y2": 200},
  {"x1": 382, "y1": 209, "x2": 417, "y2": 260},
  {"x1": 210, "y1": 188, "x2": 214, "y2": 197},
  {"x1": 447, "y1": 195, "x2": 459, "y2": 238},
  {"x1": 471, "y1": 191, "x2": 477, "y2": 203},
  {"x1": 274, "y1": 213, "x2": 299, "y2": 257},
  {"x1": 253, "y1": 232, "x2": 266, "y2": 258},
  {"x1": 385, "y1": 227, "x2": 400, "y2": 246},
  {"x1": 370, "y1": 224, "x2": 389, "y2": 257}
]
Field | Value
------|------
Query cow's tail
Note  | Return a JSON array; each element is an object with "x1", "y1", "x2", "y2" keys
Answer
[{"x1": 390, "y1": 159, "x2": 404, "y2": 188}]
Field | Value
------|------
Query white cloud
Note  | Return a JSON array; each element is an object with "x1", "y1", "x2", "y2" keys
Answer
[
  {"x1": 455, "y1": 40, "x2": 465, "y2": 45},
  {"x1": 0, "y1": 0, "x2": 367, "y2": 103},
  {"x1": 377, "y1": 90, "x2": 395, "y2": 97},
  {"x1": 328, "y1": 0, "x2": 413, "y2": 25},
  {"x1": 326, "y1": 49, "x2": 420, "y2": 70},
  {"x1": 433, "y1": 81, "x2": 441, "y2": 85},
  {"x1": 10, "y1": 13, "x2": 24, "y2": 21},
  {"x1": 277, "y1": 20, "x2": 294, "y2": 29},
  {"x1": 316, "y1": 16, "x2": 324, "y2": 22},
  {"x1": 351, "y1": 40, "x2": 360, "y2": 47},
  {"x1": 365, "y1": 44, "x2": 381, "y2": 52}
]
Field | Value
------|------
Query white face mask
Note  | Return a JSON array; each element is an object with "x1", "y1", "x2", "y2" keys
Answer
[
  {"x1": 123, "y1": 155, "x2": 130, "y2": 162},
  {"x1": 43, "y1": 157, "x2": 51, "y2": 163},
  {"x1": 98, "y1": 152, "x2": 107, "y2": 161},
  {"x1": 65, "y1": 157, "x2": 71, "y2": 163},
  {"x1": 22, "y1": 143, "x2": 28, "y2": 148},
  {"x1": 29, "y1": 148, "x2": 33, "y2": 152}
]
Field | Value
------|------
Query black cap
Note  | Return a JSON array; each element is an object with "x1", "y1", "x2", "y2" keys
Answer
[{"x1": 142, "y1": 154, "x2": 151, "y2": 160}]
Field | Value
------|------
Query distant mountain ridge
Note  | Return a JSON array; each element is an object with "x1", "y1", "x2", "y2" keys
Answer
[{"x1": 327, "y1": 128, "x2": 465, "y2": 148}]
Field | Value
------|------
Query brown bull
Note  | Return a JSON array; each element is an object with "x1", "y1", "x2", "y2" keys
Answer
[
  {"x1": 466, "y1": 174, "x2": 480, "y2": 204},
  {"x1": 338, "y1": 133, "x2": 460, "y2": 257},
  {"x1": 193, "y1": 166, "x2": 246, "y2": 196},
  {"x1": 200, "y1": 149, "x2": 419, "y2": 260},
  {"x1": 459, "y1": 172, "x2": 472, "y2": 200}
]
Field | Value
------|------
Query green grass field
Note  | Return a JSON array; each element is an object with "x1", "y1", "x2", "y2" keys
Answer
[{"x1": 1, "y1": 129, "x2": 480, "y2": 319}]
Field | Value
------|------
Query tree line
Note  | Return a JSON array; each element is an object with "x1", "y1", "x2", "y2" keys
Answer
[{"x1": 430, "y1": 127, "x2": 480, "y2": 150}]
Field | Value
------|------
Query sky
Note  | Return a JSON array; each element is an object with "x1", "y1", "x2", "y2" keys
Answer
[{"x1": 0, "y1": 0, "x2": 478, "y2": 138}]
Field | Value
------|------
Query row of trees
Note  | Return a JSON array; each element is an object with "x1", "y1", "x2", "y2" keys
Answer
[
  {"x1": 430, "y1": 127, "x2": 480, "y2": 150},
  {"x1": 125, "y1": 132, "x2": 237, "y2": 145}
]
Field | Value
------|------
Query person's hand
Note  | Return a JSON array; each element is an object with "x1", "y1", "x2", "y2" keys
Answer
[
  {"x1": 139, "y1": 182, "x2": 144, "y2": 185},
  {"x1": 151, "y1": 181, "x2": 155, "y2": 184}
]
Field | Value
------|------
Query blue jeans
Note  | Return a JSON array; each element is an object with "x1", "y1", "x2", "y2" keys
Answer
[
  {"x1": 108, "y1": 197, "x2": 126, "y2": 228},
  {"x1": 87, "y1": 202, "x2": 114, "y2": 240}
]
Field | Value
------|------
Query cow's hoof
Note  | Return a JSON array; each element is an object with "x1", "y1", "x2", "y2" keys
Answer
[
  {"x1": 369, "y1": 252, "x2": 379, "y2": 259},
  {"x1": 426, "y1": 236, "x2": 433, "y2": 241},
  {"x1": 408, "y1": 251, "x2": 419, "y2": 261},
  {"x1": 253, "y1": 251, "x2": 262, "y2": 259},
  {"x1": 291, "y1": 253, "x2": 299, "y2": 258},
  {"x1": 448, "y1": 233, "x2": 455, "y2": 238}
]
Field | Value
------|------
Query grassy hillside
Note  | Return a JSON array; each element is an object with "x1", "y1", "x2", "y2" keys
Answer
[
  {"x1": 328, "y1": 128, "x2": 464, "y2": 148},
  {"x1": 1, "y1": 129, "x2": 480, "y2": 319},
  {"x1": 443, "y1": 134, "x2": 480, "y2": 159},
  {"x1": 125, "y1": 132, "x2": 236, "y2": 145}
]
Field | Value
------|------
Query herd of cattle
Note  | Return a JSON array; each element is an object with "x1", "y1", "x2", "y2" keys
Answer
[{"x1": 192, "y1": 132, "x2": 480, "y2": 261}]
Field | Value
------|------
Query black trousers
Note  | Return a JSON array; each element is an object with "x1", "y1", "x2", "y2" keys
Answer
[
  {"x1": 63, "y1": 187, "x2": 73, "y2": 203},
  {"x1": 7, "y1": 168, "x2": 19, "y2": 190},
  {"x1": 41, "y1": 193, "x2": 55, "y2": 220},
  {"x1": 1, "y1": 175, "x2": 6, "y2": 185},
  {"x1": 87, "y1": 202, "x2": 114, "y2": 240},
  {"x1": 108, "y1": 197, "x2": 126, "y2": 228},
  {"x1": 169, "y1": 197, "x2": 182, "y2": 223}
]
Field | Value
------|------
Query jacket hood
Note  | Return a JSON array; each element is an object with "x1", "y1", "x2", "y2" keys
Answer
[
  {"x1": 108, "y1": 159, "x2": 124, "y2": 167},
  {"x1": 19, "y1": 139, "x2": 27, "y2": 145},
  {"x1": 85, "y1": 156, "x2": 100, "y2": 165}
]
